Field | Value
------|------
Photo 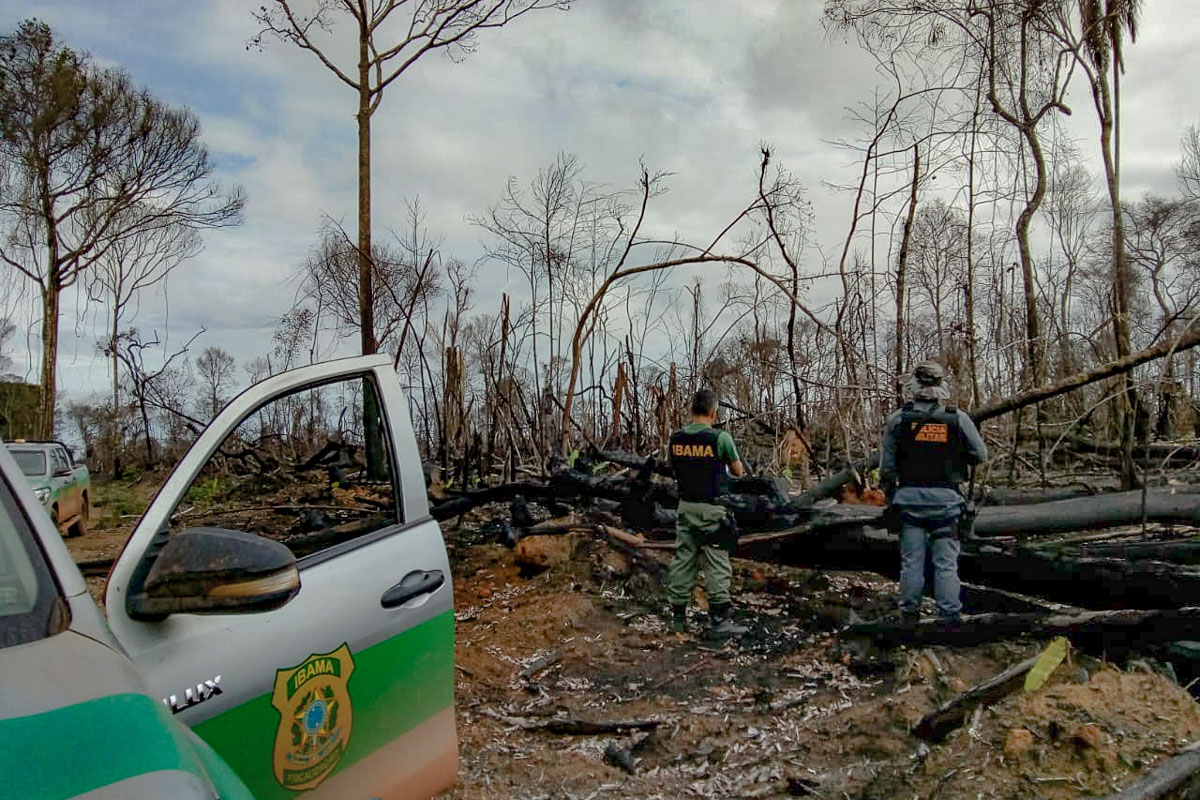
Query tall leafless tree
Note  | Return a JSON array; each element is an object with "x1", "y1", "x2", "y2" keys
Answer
[
  {"x1": 250, "y1": 0, "x2": 569, "y2": 357},
  {"x1": 90, "y1": 214, "x2": 200, "y2": 474}
]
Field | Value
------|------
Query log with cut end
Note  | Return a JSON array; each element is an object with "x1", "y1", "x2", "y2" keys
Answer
[
  {"x1": 912, "y1": 654, "x2": 1041, "y2": 741},
  {"x1": 843, "y1": 607, "x2": 1200, "y2": 650}
]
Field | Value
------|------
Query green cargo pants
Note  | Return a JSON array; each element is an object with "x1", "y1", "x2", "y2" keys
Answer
[{"x1": 666, "y1": 501, "x2": 734, "y2": 607}]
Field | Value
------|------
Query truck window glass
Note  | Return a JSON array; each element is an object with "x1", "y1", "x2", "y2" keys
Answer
[
  {"x1": 9, "y1": 450, "x2": 46, "y2": 477},
  {"x1": 0, "y1": 475, "x2": 68, "y2": 648},
  {"x1": 168, "y1": 375, "x2": 400, "y2": 562}
]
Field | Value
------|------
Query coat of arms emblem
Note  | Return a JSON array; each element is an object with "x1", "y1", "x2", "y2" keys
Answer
[{"x1": 271, "y1": 644, "x2": 356, "y2": 790}]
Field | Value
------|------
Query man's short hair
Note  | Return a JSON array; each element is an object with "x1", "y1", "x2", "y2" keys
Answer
[{"x1": 691, "y1": 388, "x2": 718, "y2": 417}]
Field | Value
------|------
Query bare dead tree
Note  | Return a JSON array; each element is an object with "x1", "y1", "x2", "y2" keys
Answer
[
  {"x1": 1177, "y1": 123, "x2": 1200, "y2": 203},
  {"x1": 1063, "y1": 0, "x2": 1144, "y2": 486},
  {"x1": 250, "y1": 0, "x2": 569, "y2": 358},
  {"x1": 88, "y1": 213, "x2": 201, "y2": 475},
  {"x1": 114, "y1": 328, "x2": 204, "y2": 465}
]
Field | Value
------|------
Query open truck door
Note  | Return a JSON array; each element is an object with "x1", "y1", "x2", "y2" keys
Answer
[{"x1": 106, "y1": 355, "x2": 457, "y2": 799}]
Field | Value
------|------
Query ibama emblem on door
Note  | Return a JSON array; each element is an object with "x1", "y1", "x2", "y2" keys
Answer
[{"x1": 271, "y1": 644, "x2": 356, "y2": 790}]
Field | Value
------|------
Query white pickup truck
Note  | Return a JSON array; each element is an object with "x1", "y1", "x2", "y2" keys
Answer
[
  {"x1": 6, "y1": 440, "x2": 90, "y2": 535},
  {"x1": 1, "y1": 355, "x2": 457, "y2": 799}
]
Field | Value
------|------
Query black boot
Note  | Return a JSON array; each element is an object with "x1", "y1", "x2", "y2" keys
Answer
[
  {"x1": 668, "y1": 605, "x2": 689, "y2": 634},
  {"x1": 709, "y1": 602, "x2": 748, "y2": 636}
]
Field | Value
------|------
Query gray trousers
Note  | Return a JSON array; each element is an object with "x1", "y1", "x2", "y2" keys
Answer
[{"x1": 898, "y1": 519, "x2": 962, "y2": 617}]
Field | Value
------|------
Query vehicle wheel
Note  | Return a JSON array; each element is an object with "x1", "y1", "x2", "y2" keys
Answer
[
  {"x1": 54, "y1": 505, "x2": 72, "y2": 537},
  {"x1": 74, "y1": 496, "x2": 89, "y2": 537}
]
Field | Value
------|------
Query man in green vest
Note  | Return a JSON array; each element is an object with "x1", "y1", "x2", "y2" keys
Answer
[{"x1": 665, "y1": 388, "x2": 748, "y2": 636}]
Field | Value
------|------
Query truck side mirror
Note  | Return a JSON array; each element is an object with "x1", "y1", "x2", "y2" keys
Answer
[{"x1": 127, "y1": 527, "x2": 300, "y2": 619}]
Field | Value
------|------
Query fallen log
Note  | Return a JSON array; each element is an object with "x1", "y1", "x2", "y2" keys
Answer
[
  {"x1": 911, "y1": 654, "x2": 1041, "y2": 741},
  {"x1": 1099, "y1": 741, "x2": 1200, "y2": 800},
  {"x1": 516, "y1": 503, "x2": 1200, "y2": 610},
  {"x1": 982, "y1": 484, "x2": 1106, "y2": 506},
  {"x1": 843, "y1": 607, "x2": 1200, "y2": 651},
  {"x1": 1053, "y1": 434, "x2": 1200, "y2": 463},
  {"x1": 753, "y1": 523, "x2": 1200, "y2": 610},
  {"x1": 973, "y1": 489, "x2": 1200, "y2": 537},
  {"x1": 1065, "y1": 537, "x2": 1200, "y2": 564},
  {"x1": 748, "y1": 487, "x2": 1200, "y2": 541},
  {"x1": 586, "y1": 447, "x2": 672, "y2": 477},
  {"x1": 959, "y1": 549, "x2": 1200, "y2": 610},
  {"x1": 957, "y1": 583, "x2": 1083, "y2": 616}
]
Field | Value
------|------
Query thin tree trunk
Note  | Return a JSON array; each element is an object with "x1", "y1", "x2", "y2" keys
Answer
[
  {"x1": 894, "y1": 145, "x2": 920, "y2": 404},
  {"x1": 356, "y1": 25, "x2": 385, "y2": 477},
  {"x1": 38, "y1": 283, "x2": 60, "y2": 440},
  {"x1": 960, "y1": 88, "x2": 981, "y2": 407},
  {"x1": 111, "y1": 312, "x2": 122, "y2": 478},
  {"x1": 1093, "y1": 40, "x2": 1139, "y2": 488}
]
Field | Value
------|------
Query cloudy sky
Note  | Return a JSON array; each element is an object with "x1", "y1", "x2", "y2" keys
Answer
[{"x1": 2, "y1": 0, "x2": 1198, "y2": 403}]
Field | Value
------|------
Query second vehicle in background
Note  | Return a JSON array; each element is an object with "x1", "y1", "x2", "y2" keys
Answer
[{"x1": 6, "y1": 440, "x2": 90, "y2": 537}]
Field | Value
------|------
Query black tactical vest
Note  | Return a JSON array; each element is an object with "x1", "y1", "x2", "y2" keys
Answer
[
  {"x1": 669, "y1": 427, "x2": 727, "y2": 502},
  {"x1": 896, "y1": 403, "x2": 968, "y2": 489}
]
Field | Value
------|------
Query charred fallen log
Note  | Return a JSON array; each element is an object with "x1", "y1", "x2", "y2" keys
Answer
[
  {"x1": 1063, "y1": 537, "x2": 1200, "y2": 564},
  {"x1": 439, "y1": 459, "x2": 1200, "y2": 608},
  {"x1": 434, "y1": 467, "x2": 808, "y2": 532},
  {"x1": 431, "y1": 481, "x2": 560, "y2": 520},
  {"x1": 747, "y1": 521, "x2": 1200, "y2": 610},
  {"x1": 844, "y1": 607, "x2": 1200, "y2": 653},
  {"x1": 958, "y1": 548, "x2": 1200, "y2": 610},
  {"x1": 585, "y1": 447, "x2": 672, "y2": 478}
]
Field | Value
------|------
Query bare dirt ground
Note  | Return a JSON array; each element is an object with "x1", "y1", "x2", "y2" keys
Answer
[
  {"x1": 437, "y1": 526, "x2": 1200, "y2": 800},
  {"x1": 68, "y1": 478, "x2": 1200, "y2": 799}
]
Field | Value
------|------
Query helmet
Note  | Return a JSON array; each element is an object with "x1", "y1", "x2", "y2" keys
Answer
[{"x1": 913, "y1": 361, "x2": 945, "y2": 387}]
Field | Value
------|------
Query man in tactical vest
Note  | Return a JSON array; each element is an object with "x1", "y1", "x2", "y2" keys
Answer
[
  {"x1": 665, "y1": 388, "x2": 749, "y2": 636},
  {"x1": 880, "y1": 361, "x2": 988, "y2": 625}
]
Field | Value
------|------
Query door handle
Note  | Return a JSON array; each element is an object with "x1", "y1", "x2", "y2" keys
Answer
[{"x1": 381, "y1": 570, "x2": 445, "y2": 608}]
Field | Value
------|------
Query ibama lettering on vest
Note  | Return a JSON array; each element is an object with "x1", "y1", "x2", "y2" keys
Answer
[
  {"x1": 672, "y1": 443, "x2": 716, "y2": 458},
  {"x1": 913, "y1": 423, "x2": 949, "y2": 443}
]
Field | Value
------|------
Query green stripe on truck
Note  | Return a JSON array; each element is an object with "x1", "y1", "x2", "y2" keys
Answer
[
  {"x1": 0, "y1": 693, "x2": 206, "y2": 800},
  {"x1": 194, "y1": 610, "x2": 455, "y2": 799}
]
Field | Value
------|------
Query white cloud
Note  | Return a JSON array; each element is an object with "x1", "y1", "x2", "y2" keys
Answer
[{"x1": 0, "y1": 0, "x2": 1197, "y2": 402}]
